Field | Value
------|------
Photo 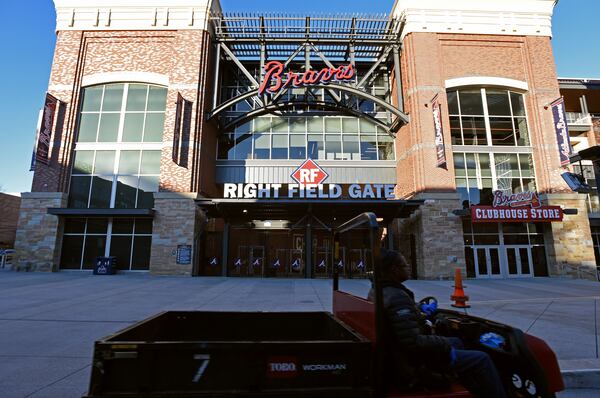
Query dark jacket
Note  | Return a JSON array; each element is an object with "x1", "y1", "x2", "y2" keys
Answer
[{"x1": 369, "y1": 280, "x2": 452, "y2": 368}]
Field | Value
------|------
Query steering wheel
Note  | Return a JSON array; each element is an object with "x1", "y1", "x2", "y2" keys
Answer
[{"x1": 418, "y1": 296, "x2": 438, "y2": 307}]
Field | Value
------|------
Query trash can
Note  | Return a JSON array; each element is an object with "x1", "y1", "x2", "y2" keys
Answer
[{"x1": 94, "y1": 256, "x2": 116, "y2": 275}]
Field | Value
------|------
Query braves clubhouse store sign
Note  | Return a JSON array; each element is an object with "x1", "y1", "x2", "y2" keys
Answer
[
  {"x1": 471, "y1": 191, "x2": 563, "y2": 223},
  {"x1": 224, "y1": 159, "x2": 395, "y2": 199}
]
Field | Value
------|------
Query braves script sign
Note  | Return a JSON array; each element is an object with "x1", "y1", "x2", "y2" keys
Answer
[
  {"x1": 223, "y1": 159, "x2": 395, "y2": 199},
  {"x1": 471, "y1": 190, "x2": 563, "y2": 223},
  {"x1": 258, "y1": 61, "x2": 355, "y2": 96}
]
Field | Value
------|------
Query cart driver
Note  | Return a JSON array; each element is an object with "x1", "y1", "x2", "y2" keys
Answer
[{"x1": 368, "y1": 249, "x2": 507, "y2": 398}]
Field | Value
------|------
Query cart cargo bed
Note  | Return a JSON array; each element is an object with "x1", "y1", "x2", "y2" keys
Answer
[{"x1": 85, "y1": 311, "x2": 373, "y2": 397}]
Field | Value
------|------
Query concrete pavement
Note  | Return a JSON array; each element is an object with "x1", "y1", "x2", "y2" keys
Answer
[{"x1": 0, "y1": 271, "x2": 598, "y2": 397}]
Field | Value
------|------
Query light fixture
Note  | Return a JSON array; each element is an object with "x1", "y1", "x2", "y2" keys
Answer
[
  {"x1": 264, "y1": 221, "x2": 272, "y2": 227},
  {"x1": 242, "y1": 209, "x2": 248, "y2": 214}
]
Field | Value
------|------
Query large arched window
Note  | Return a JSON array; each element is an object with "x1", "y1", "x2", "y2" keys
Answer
[
  {"x1": 447, "y1": 88, "x2": 529, "y2": 147},
  {"x1": 62, "y1": 83, "x2": 168, "y2": 271},
  {"x1": 69, "y1": 83, "x2": 167, "y2": 209}
]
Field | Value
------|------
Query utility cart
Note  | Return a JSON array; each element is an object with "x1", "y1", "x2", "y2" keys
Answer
[{"x1": 84, "y1": 213, "x2": 564, "y2": 398}]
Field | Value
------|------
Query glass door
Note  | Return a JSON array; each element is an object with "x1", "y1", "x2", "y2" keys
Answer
[
  {"x1": 505, "y1": 246, "x2": 534, "y2": 277},
  {"x1": 474, "y1": 246, "x2": 502, "y2": 278}
]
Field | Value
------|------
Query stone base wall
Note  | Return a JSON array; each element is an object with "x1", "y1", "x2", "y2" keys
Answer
[
  {"x1": 150, "y1": 192, "x2": 202, "y2": 276},
  {"x1": 14, "y1": 193, "x2": 67, "y2": 271},
  {"x1": 542, "y1": 193, "x2": 597, "y2": 280},
  {"x1": 396, "y1": 193, "x2": 467, "y2": 279}
]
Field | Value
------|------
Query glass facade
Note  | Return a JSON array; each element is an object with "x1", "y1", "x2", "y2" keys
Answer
[
  {"x1": 61, "y1": 218, "x2": 152, "y2": 270},
  {"x1": 448, "y1": 89, "x2": 529, "y2": 146},
  {"x1": 217, "y1": 116, "x2": 394, "y2": 161},
  {"x1": 61, "y1": 83, "x2": 166, "y2": 271},
  {"x1": 448, "y1": 88, "x2": 547, "y2": 278},
  {"x1": 218, "y1": 70, "x2": 394, "y2": 162}
]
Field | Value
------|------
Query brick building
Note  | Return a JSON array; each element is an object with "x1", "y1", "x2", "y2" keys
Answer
[
  {"x1": 13, "y1": 0, "x2": 598, "y2": 279},
  {"x1": 0, "y1": 193, "x2": 21, "y2": 249}
]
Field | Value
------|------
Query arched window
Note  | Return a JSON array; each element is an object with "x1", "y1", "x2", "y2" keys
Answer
[
  {"x1": 217, "y1": 115, "x2": 395, "y2": 161},
  {"x1": 447, "y1": 88, "x2": 529, "y2": 147},
  {"x1": 69, "y1": 83, "x2": 167, "y2": 210}
]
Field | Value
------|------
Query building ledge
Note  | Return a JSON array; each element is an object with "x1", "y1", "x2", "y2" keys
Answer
[{"x1": 47, "y1": 208, "x2": 155, "y2": 217}]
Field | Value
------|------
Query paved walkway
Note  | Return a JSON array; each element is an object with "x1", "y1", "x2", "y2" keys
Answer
[{"x1": 0, "y1": 271, "x2": 598, "y2": 397}]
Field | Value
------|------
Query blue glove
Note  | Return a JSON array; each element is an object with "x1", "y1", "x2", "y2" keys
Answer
[
  {"x1": 479, "y1": 332, "x2": 506, "y2": 349},
  {"x1": 419, "y1": 301, "x2": 438, "y2": 316},
  {"x1": 449, "y1": 348, "x2": 457, "y2": 366}
]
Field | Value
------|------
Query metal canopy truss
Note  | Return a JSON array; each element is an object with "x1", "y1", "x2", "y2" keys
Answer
[{"x1": 209, "y1": 12, "x2": 409, "y2": 136}]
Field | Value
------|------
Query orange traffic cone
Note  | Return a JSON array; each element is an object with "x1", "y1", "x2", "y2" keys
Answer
[{"x1": 451, "y1": 268, "x2": 470, "y2": 309}]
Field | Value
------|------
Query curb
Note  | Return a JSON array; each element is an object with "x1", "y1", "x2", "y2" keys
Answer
[{"x1": 561, "y1": 369, "x2": 600, "y2": 390}]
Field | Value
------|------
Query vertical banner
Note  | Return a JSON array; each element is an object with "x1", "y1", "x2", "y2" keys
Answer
[
  {"x1": 550, "y1": 97, "x2": 572, "y2": 166},
  {"x1": 30, "y1": 109, "x2": 44, "y2": 171},
  {"x1": 35, "y1": 93, "x2": 58, "y2": 166},
  {"x1": 431, "y1": 94, "x2": 447, "y2": 168},
  {"x1": 172, "y1": 93, "x2": 183, "y2": 164}
]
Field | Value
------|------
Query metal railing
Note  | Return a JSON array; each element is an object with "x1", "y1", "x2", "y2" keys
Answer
[
  {"x1": 565, "y1": 112, "x2": 592, "y2": 126},
  {"x1": 0, "y1": 249, "x2": 15, "y2": 269}
]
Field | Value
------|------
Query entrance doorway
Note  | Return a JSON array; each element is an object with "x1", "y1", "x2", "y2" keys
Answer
[
  {"x1": 470, "y1": 245, "x2": 534, "y2": 278},
  {"x1": 473, "y1": 246, "x2": 502, "y2": 278},
  {"x1": 505, "y1": 246, "x2": 533, "y2": 277}
]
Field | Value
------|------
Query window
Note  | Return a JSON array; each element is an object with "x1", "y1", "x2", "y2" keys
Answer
[
  {"x1": 217, "y1": 116, "x2": 395, "y2": 161},
  {"x1": 454, "y1": 153, "x2": 535, "y2": 207},
  {"x1": 573, "y1": 164, "x2": 600, "y2": 213},
  {"x1": 78, "y1": 83, "x2": 167, "y2": 143},
  {"x1": 447, "y1": 89, "x2": 529, "y2": 147},
  {"x1": 69, "y1": 150, "x2": 160, "y2": 209},
  {"x1": 61, "y1": 218, "x2": 152, "y2": 270},
  {"x1": 71, "y1": 82, "x2": 166, "y2": 209}
]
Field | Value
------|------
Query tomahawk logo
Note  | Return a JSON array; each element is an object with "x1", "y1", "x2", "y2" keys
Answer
[{"x1": 291, "y1": 159, "x2": 329, "y2": 186}]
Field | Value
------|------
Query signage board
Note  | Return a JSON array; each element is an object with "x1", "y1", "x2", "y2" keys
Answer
[
  {"x1": 258, "y1": 61, "x2": 355, "y2": 96},
  {"x1": 470, "y1": 190, "x2": 563, "y2": 223},
  {"x1": 223, "y1": 159, "x2": 395, "y2": 200},
  {"x1": 176, "y1": 245, "x2": 192, "y2": 265},
  {"x1": 471, "y1": 206, "x2": 563, "y2": 223}
]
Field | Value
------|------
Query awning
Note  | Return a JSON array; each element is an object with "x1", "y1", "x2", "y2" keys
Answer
[
  {"x1": 196, "y1": 198, "x2": 422, "y2": 221},
  {"x1": 47, "y1": 208, "x2": 155, "y2": 217}
]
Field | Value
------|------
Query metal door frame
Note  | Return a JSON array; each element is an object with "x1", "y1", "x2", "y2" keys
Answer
[
  {"x1": 504, "y1": 245, "x2": 534, "y2": 278},
  {"x1": 473, "y1": 245, "x2": 503, "y2": 279}
]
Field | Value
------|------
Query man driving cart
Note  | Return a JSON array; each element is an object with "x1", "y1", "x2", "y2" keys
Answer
[{"x1": 369, "y1": 249, "x2": 507, "y2": 398}]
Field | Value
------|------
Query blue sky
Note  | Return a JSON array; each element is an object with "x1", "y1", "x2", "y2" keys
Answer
[{"x1": 0, "y1": 0, "x2": 598, "y2": 194}]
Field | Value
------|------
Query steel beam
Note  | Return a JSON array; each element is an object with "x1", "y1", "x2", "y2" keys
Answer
[
  {"x1": 219, "y1": 43, "x2": 260, "y2": 89},
  {"x1": 221, "y1": 100, "x2": 397, "y2": 135}
]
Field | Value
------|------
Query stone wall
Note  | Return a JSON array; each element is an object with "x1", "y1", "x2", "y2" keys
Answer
[
  {"x1": 542, "y1": 193, "x2": 597, "y2": 280},
  {"x1": 150, "y1": 192, "x2": 202, "y2": 275},
  {"x1": 13, "y1": 193, "x2": 67, "y2": 271},
  {"x1": 396, "y1": 193, "x2": 466, "y2": 279}
]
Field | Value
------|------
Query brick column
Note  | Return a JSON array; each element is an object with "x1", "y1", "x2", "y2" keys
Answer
[
  {"x1": 150, "y1": 192, "x2": 202, "y2": 275},
  {"x1": 398, "y1": 193, "x2": 466, "y2": 279},
  {"x1": 14, "y1": 192, "x2": 67, "y2": 271},
  {"x1": 542, "y1": 193, "x2": 596, "y2": 280}
]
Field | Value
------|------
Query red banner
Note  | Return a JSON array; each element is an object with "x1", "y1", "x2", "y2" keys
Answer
[
  {"x1": 35, "y1": 93, "x2": 58, "y2": 166},
  {"x1": 471, "y1": 206, "x2": 563, "y2": 223}
]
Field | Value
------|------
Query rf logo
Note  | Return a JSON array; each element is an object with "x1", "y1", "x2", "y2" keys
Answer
[{"x1": 291, "y1": 159, "x2": 329, "y2": 186}]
